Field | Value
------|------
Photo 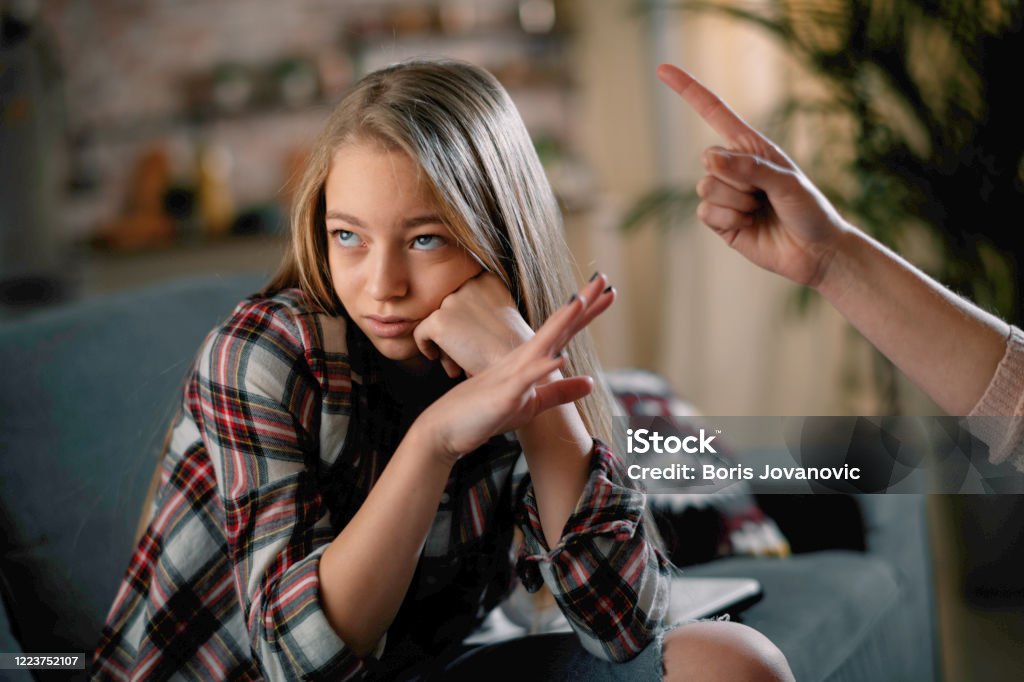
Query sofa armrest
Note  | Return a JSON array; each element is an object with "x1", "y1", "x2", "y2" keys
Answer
[
  {"x1": 0, "y1": 273, "x2": 266, "y2": 656},
  {"x1": 858, "y1": 494, "x2": 938, "y2": 680},
  {"x1": 858, "y1": 495, "x2": 931, "y2": 583}
]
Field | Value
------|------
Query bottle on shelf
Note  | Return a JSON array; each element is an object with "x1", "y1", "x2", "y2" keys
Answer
[{"x1": 195, "y1": 141, "x2": 236, "y2": 239}]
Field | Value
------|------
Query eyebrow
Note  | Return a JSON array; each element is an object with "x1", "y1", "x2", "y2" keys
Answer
[{"x1": 324, "y1": 210, "x2": 446, "y2": 229}]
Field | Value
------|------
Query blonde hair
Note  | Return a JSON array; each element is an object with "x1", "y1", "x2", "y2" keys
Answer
[{"x1": 265, "y1": 58, "x2": 615, "y2": 441}]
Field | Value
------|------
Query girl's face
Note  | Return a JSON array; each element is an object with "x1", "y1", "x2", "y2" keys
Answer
[{"x1": 324, "y1": 141, "x2": 483, "y2": 368}]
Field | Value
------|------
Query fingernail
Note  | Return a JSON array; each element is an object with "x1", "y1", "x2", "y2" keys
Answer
[
  {"x1": 589, "y1": 271, "x2": 600, "y2": 282},
  {"x1": 603, "y1": 286, "x2": 613, "y2": 294},
  {"x1": 712, "y1": 149, "x2": 732, "y2": 164},
  {"x1": 552, "y1": 349, "x2": 566, "y2": 360},
  {"x1": 567, "y1": 293, "x2": 577, "y2": 305}
]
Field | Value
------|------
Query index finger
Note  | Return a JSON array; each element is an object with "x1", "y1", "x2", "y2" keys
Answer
[
  {"x1": 656, "y1": 64, "x2": 763, "y2": 147},
  {"x1": 528, "y1": 274, "x2": 612, "y2": 358}
]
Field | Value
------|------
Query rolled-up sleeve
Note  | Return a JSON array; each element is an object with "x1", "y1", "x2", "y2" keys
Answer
[
  {"x1": 197, "y1": 299, "x2": 376, "y2": 680},
  {"x1": 514, "y1": 440, "x2": 670, "y2": 662},
  {"x1": 967, "y1": 325, "x2": 1024, "y2": 471}
]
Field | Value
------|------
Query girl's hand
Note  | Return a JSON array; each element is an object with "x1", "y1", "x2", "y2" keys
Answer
[
  {"x1": 656, "y1": 64, "x2": 851, "y2": 289},
  {"x1": 414, "y1": 276, "x2": 615, "y2": 466},
  {"x1": 412, "y1": 272, "x2": 534, "y2": 378}
]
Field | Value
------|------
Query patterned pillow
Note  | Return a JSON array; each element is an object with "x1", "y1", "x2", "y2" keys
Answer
[{"x1": 604, "y1": 369, "x2": 790, "y2": 567}]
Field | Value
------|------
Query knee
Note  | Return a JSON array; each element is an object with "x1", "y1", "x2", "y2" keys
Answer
[{"x1": 661, "y1": 621, "x2": 794, "y2": 682}]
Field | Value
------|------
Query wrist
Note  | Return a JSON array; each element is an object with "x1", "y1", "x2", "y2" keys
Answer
[
  {"x1": 407, "y1": 408, "x2": 461, "y2": 471},
  {"x1": 490, "y1": 309, "x2": 534, "y2": 367},
  {"x1": 813, "y1": 222, "x2": 864, "y2": 300},
  {"x1": 514, "y1": 393, "x2": 590, "y2": 455}
]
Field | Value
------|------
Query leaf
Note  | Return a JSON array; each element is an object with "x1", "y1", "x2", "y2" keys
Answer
[
  {"x1": 638, "y1": 0, "x2": 1024, "y2": 323},
  {"x1": 619, "y1": 187, "x2": 700, "y2": 232}
]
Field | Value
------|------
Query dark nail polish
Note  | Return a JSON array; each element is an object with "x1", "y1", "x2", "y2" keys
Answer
[
  {"x1": 567, "y1": 293, "x2": 577, "y2": 305},
  {"x1": 603, "y1": 286, "x2": 613, "y2": 294},
  {"x1": 589, "y1": 271, "x2": 600, "y2": 282}
]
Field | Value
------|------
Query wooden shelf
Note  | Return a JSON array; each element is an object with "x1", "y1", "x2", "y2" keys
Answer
[{"x1": 81, "y1": 234, "x2": 287, "y2": 296}]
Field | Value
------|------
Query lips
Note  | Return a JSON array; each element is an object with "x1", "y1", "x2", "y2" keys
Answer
[{"x1": 363, "y1": 315, "x2": 419, "y2": 338}]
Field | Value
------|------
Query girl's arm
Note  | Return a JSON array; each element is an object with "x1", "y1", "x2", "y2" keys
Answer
[
  {"x1": 513, "y1": 380, "x2": 593, "y2": 548},
  {"x1": 200, "y1": 290, "x2": 600, "y2": 680},
  {"x1": 512, "y1": 274, "x2": 614, "y2": 549},
  {"x1": 415, "y1": 274, "x2": 670, "y2": 662},
  {"x1": 656, "y1": 63, "x2": 1010, "y2": 416},
  {"x1": 316, "y1": 418, "x2": 452, "y2": 657},
  {"x1": 413, "y1": 273, "x2": 616, "y2": 546},
  {"x1": 508, "y1": 284, "x2": 672, "y2": 662},
  {"x1": 513, "y1": 438, "x2": 671, "y2": 662},
  {"x1": 317, "y1": 282, "x2": 608, "y2": 657},
  {"x1": 412, "y1": 270, "x2": 658, "y2": 555},
  {"x1": 198, "y1": 298, "x2": 369, "y2": 680}
]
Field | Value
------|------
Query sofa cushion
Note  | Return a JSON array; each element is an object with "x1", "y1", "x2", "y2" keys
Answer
[
  {"x1": 0, "y1": 273, "x2": 265, "y2": 654},
  {"x1": 684, "y1": 551, "x2": 909, "y2": 682}
]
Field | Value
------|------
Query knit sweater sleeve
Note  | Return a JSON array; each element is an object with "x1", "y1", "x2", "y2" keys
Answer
[{"x1": 967, "y1": 325, "x2": 1024, "y2": 471}]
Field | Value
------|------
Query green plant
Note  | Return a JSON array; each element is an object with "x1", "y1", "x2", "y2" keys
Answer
[
  {"x1": 626, "y1": 0, "x2": 1024, "y2": 410},
  {"x1": 629, "y1": 0, "x2": 1024, "y2": 315}
]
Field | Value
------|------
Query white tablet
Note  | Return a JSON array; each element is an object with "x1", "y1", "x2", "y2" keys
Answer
[
  {"x1": 465, "y1": 575, "x2": 763, "y2": 645},
  {"x1": 667, "y1": 576, "x2": 763, "y2": 623}
]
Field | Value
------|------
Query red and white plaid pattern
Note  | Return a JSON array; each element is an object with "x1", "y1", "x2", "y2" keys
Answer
[{"x1": 91, "y1": 289, "x2": 670, "y2": 680}]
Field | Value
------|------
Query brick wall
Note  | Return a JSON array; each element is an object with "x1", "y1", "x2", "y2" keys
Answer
[{"x1": 39, "y1": 0, "x2": 436, "y2": 238}]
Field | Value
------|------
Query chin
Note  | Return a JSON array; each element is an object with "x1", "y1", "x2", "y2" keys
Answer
[{"x1": 371, "y1": 338, "x2": 421, "y2": 363}]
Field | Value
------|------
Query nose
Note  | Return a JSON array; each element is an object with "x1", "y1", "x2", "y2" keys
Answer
[{"x1": 367, "y1": 245, "x2": 409, "y2": 301}]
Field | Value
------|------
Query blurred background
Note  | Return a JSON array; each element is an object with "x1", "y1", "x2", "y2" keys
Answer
[{"x1": 2, "y1": 0, "x2": 1022, "y2": 679}]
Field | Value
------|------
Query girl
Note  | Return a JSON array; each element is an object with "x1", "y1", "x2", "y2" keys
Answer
[{"x1": 92, "y1": 59, "x2": 791, "y2": 681}]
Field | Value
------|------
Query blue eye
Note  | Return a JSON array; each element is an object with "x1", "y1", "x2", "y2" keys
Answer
[
  {"x1": 412, "y1": 235, "x2": 445, "y2": 250},
  {"x1": 334, "y1": 229, "x2": 361, "y2": 247}
]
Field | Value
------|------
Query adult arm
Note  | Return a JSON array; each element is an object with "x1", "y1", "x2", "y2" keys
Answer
[
  {"x1": 818, "y1": 228, "x2": 1008, "y2": 415},
  {"x1": 655, "y1": 63, "x2": 1011, "y2": 417}
]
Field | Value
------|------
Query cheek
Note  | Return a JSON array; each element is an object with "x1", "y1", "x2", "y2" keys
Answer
[
  {"x1": 446, "y1": 254, "x2": 484, "y2": 289},
  {"x1": 428, "y1": 261, "x2": 482, "y2": 302},
  {"x1": 328, "y1": 257, "x2": 357, "y2": 303}
]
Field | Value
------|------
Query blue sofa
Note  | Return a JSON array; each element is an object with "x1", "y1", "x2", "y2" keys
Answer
[{"x1": 0, "y1": 274, "x2": 938, "y2": 681}]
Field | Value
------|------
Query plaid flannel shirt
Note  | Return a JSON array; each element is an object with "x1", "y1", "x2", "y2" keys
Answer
[{"x1": 91, "y1": 289, "x2": 669, "y2": 681}]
